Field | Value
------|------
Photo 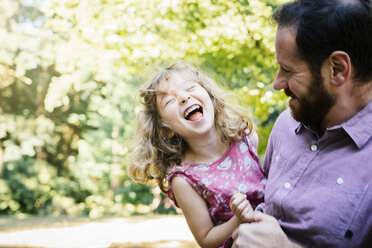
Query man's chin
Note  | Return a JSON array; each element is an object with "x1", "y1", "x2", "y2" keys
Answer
[
  {"x1": 289, "y1": 106, "x2": 308, "y2": 124},
  {"x1": 289, "y1": 108, "x2": 300, "y2": 122},
  {"x1": 288, "y1": 96, "x2": 300, "y2": 109},
  {"x1": 289, "y1": 101, "x2": 300, "y2": 119}
]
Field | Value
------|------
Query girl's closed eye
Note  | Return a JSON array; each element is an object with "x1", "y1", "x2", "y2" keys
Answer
[
  {"x1": 164, "y1": 96, "x2": 175, "y2": 106},
  {"x1": 187, "y1": 85, "x2": 196, "y2": 91}
]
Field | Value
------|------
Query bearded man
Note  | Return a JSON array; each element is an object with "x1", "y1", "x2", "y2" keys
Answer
[{"x1": 233, "y1": 0, "x2": 372, "y2": 247}]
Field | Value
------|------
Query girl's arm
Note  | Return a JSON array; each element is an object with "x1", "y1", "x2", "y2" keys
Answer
[{"x1": 171, "y1": 176, "x2": 241, "y2": 248}]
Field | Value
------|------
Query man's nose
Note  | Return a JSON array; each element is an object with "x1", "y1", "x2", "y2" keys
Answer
[{"x1": 273, "y1": 68, "x2": 287, "y2": 91}]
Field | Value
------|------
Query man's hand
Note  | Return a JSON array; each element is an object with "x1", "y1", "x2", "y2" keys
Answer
[
  {"x1": 232, "y1": 211, "x2": 301, "y2": 248},
  {"x1": 229, "y1": 192, "x2": 253, "y2": 223}
]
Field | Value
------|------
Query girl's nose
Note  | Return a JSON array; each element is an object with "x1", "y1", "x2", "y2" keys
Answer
[{"x1": 177, "y1": 91, "x2": 191, "y2": 104}]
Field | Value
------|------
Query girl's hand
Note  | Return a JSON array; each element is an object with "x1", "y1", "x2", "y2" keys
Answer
[
  {"x1": 232, "y1": 211, "x2": 300, "y2": 248},
  {"x1": 230, "y1": 192, "x2": 254, "y2": 223}
]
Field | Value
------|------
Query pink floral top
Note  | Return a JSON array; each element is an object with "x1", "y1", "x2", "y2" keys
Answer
[{"x1": 166, "y1": 135, "x2": 266, "y2": 225}]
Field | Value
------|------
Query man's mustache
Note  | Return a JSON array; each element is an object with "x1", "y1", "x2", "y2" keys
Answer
[{"x1": 284, "y1": 88, "x2": 295, "y2": 98}]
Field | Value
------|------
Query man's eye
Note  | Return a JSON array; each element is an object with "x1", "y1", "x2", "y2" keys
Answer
[{"x1": 281, "y1": 67, "x2": 291, "y2": 73}]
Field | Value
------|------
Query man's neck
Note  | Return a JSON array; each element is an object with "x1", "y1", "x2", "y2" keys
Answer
[{"x1": 324, "y1": 81, "x2": 372, "y2": 129}]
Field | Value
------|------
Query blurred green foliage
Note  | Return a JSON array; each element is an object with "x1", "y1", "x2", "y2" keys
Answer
[{"x1": 0, "y1": 0, "x2": 287, "y2": 217}]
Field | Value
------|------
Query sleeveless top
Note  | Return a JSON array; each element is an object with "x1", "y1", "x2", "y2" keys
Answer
[{"x1": 166, "y1": 135, "x2": 266, "y2": 225}]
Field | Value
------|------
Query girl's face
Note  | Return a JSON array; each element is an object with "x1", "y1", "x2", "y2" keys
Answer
[{"x1": 155, "y1": 71, "x2": 216, "y2": 140}]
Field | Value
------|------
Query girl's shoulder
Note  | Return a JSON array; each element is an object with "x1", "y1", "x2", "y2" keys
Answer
[
  {"x1": 166, "y1": 163, "x2": 196, "y2": 181},
  {"x1": 166, "y1": 164, "x2": 206, "y2": 207},
  {"x1": 242, "y1": 129, "x2": 259, "y2": 149},
  {"x1": 166, "y1": 165, "x2": 183, "y2": 181}
]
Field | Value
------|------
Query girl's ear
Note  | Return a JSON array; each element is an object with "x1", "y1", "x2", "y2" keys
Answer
[
  {"x1": 329, "y1": 51, "x2": 351, "y2": 86},
  {"x1": 167, "y1": 130, "x2": 175, "y2": 139}
]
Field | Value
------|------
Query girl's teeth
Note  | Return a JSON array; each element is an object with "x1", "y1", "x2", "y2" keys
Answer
[{"x1": 184, "y1": 105, "x2": 199, "y2": 118}]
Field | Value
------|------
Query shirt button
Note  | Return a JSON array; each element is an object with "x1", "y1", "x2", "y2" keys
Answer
[
  {"x1": 275, "y1": 155, "x2": 279, "y2": 162},
  {"x1": 284, "y1": 182, "x2": 291, "y2": 189},
  {"x1": 337, "y1": 177, "x2": 344, "y2": 185},
  {"x1": 310, "y1": 144, "x2": 317, "y2": 151}
]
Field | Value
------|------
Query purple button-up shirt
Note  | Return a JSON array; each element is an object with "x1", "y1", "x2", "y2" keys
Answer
[{"x1": 264, "y1": 101, "x2": 372, "y2": 248}]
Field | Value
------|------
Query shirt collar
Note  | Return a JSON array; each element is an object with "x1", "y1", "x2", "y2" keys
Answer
[
  {"x1": 294, "y1": 123, "x2": 303, "y2": 134},
  {"x1": 338, "y1": 100, "x2": 372, "y2": 149},
  {"x1": 294, "y1": 100, "x2": 372, "y2": 149}
]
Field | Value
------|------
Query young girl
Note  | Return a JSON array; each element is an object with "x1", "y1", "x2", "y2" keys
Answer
[{"x1": 129, "y1": 62, "x2": 265, "y2": 248}]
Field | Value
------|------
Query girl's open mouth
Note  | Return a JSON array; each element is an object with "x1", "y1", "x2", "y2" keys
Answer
[{"x1": 184, "y1": 104, "x2": 203, "y2": 121}]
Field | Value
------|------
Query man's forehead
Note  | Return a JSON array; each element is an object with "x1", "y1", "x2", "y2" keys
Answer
[{"x1": 276, "y1": 28, "x2": 302, "y2": 61}]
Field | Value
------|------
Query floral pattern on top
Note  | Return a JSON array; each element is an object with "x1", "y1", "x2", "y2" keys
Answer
[{"x1": 166, "y1": 135, "x2": 266, "y2": 225}]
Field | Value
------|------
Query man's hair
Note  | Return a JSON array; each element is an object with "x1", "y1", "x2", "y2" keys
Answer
[{"x1": 272, "y1": 0, "x2": 372, "y2": 83}]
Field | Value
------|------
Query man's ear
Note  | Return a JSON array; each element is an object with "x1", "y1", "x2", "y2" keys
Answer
[{"x1": 329, "y1": 51, "x2": 351, "y2": 86}]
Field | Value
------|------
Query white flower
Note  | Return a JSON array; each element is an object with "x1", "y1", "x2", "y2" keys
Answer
[
  {"x1": 217, "y1": 156, "x2": 232, "y2": 170},
  {"x1": 244, "y1": 156, "x2": 252, "y2": 168},
  {"x1": 238, "y1": 184, "x2": 248, "y2": 194},
  {"x1": 240, "y1": 142, "x2": 248, "y2": 153},
  {"x1": 193, "y1": 164, "x2": 209, "y2": 171},
  {"x1": 202, "y1": 178, "x2": 212, "y2": 186}
]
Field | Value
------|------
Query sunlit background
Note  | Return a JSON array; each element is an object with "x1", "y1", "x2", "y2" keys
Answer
[{"x1": 0, "y1": 0, "x2": 287, "y2": 247}]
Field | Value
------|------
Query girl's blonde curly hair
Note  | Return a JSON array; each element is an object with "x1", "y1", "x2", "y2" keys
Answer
[{"x1": 129, "y1": 62, "x2": 256, "y2": 193}]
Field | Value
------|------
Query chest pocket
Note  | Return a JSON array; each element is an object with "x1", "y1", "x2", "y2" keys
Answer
[{"x1": 289, "y1": 170, "x2": 369, "y2": 246}]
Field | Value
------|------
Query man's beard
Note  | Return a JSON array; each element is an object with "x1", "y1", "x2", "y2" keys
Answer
[{"x1": 286, "y1": 72, "x2": 336, "y2": 128}]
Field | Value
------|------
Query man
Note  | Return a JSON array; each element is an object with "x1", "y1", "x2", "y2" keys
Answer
[{"x1": 233, "y1": 0, "x2": 372, "y2": 247}]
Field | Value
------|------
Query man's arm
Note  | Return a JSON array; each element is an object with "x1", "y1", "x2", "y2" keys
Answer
[{"x1": 232, "y1": 211, "x2": 302, "y2": 248}]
